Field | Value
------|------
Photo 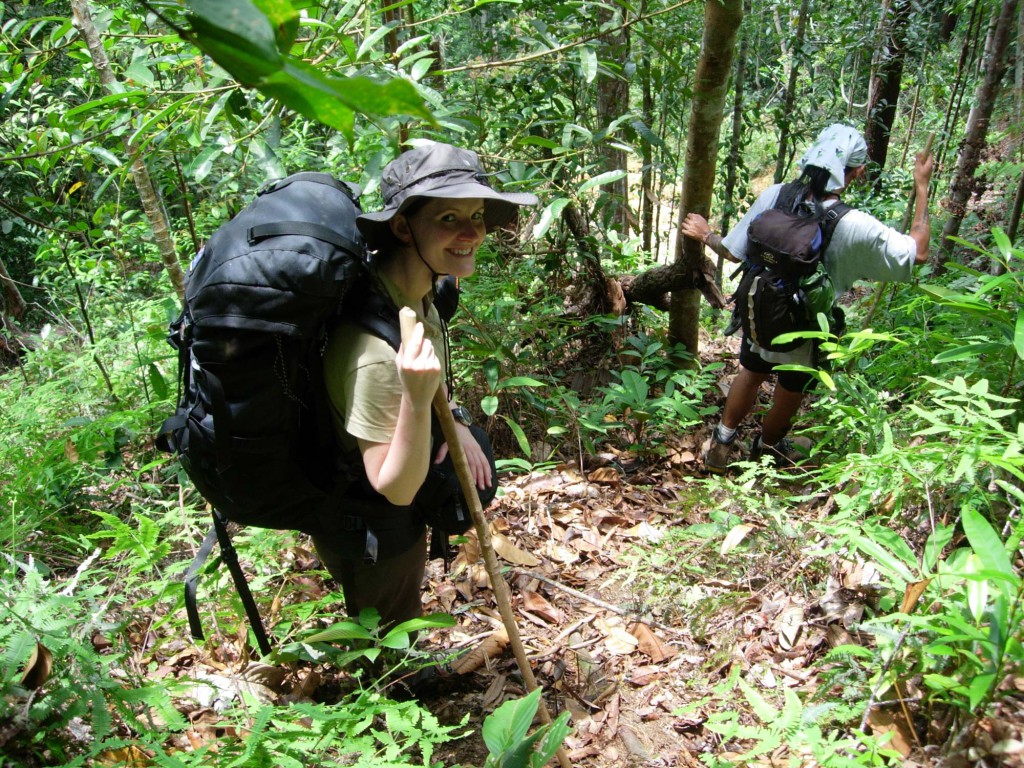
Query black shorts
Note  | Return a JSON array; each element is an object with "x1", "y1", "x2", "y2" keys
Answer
[{"x1": 739, "y1": 336, "x2": 816, "y2": 393}]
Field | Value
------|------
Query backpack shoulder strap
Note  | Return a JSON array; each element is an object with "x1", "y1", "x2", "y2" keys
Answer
[
  {"x1": 819, "y1": 201, "x2": 853, "y2": 254},
  {"x1": 774, "y1": 181, "x2": 809, "y2": 213},
  {"x1": 354, "y1": 287, "x2": 402, "y2": 351}
]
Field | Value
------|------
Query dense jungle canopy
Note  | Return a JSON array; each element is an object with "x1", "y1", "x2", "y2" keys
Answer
[{"x1": 2, "y1": 1, "x2": 1024, "y2": 766}]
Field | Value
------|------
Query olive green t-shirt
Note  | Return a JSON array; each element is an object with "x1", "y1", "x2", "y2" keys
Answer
[{"x1": 323, "y1": 271, "x2": 446, "y2": 451}]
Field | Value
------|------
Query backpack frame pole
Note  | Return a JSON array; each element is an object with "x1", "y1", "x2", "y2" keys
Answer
[
  {"x1": 400, "y1": 308, "x2": 571, "y2": 768},
  {"x1": 210, "y1": 510, "x2": 274, "y2": 657}
]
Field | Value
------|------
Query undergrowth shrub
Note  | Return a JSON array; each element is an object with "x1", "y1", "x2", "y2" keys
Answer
[{"x1": 1, "y1": 296, "x2": 176, "y2": 563}]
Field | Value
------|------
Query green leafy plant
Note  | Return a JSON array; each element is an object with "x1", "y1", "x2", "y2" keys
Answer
[
  {"x1": 824, "y1": 505, "x2": 1023, "y2": 734},
  {"x1": 0, "y1": 552, "x2": 185, "y2": 766},
  {"x1": 596, "y1": 334, "x2": 718, "y2": 453},
  {"x1": 702, "y1": 677, "x2": 902, "y2": 767},
  {"x1": 481, "y1": 687, "x2": 572, "y2": 768},
  {"x1": 272, "y1": 607, "x2": 456, "y2": 688},
  {"x1": 919, "y1": 228, "x2": 1024, "y2": 392}
]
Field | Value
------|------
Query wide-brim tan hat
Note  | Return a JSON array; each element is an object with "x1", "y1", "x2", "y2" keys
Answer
[{"x1": 357, "y1": 141, "x2": 539, "y2": 246}]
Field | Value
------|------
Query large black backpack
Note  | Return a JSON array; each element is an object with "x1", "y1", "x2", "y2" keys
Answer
[
  {"x1": 158, "y1": 172, "x2": 401, "y2": 533},
  {"x1": 157, "y1": 172, "x2": 413, "y2": 652},
  {"x1": 731, "y1": 181, "x2": 851, "y2": 352}
]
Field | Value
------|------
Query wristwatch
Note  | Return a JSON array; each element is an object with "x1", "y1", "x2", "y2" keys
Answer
[{"x1": 450, "y1": 405, "x2": 473, "y2": 427}]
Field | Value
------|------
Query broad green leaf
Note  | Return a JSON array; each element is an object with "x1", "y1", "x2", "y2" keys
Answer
[
  {"x1": 992, "y1": 227, "x2": 1012, "y2": 260},
  {"x1": 187, "y1": 0, "x2": 284, "y2": 84},
  {"x1": 517, "y1": 136, "x2": 560, "y2": 150},
  {"x1": 147, "y1": 363, "x2": 168, "y2": 401},
  {"x1": 532, "y1": 197, "x2": 570, "y2": 239},
  {"x1": 383, "y1": 613, "x2": 455, "y2": 641},
  {"x1": 855, "y1": 537, "x2": 916, "y2": 585},
  {"x1": 64, "y1": 90, "x2": 149, "y2": 118},
  {"x1": 124, "y1": 57, "x2": 155, "y2": 87},
  {"x1": 579, "y1": 170, "x2": 626, "y2": 194},
  {"x1": 532, "y1": 711, "x2": 573, "y2": 767},
  {"x1": 483, "y1": 359, "x2": 500, "y2": 391},
  {"x1": 962, "y1": 506, "x2": 1015, "y2": 580},
  {"x1": 395, "y1": 34, "x2": 431, "y2": 55},
  {"x1": 968, "y1": 672, "x2": 997, "y2": 710},
  {"x1": 923, "y1": 524, "x2": 954, "y2": 573},
  {"x1": 579, "y1": 45, "x2": 598, "y2": 83},
  {"x1": 356, "y1": 20, "x2": 398, "y2": 60},
  {"x1": 932, "y1": 343, "x2": 1006, "y2": 363},
  {"x1": 495, "y1": 376, "x2": 546, "y2": 391},
  {"x1": 481, "y1": 394, "x2": 499, "y2": 416},
  {"x1": 409, "y1": 56, "x2": 435, "y2": 82},
  {"x1": 305, "y1": 621, "x2": 372, "y2": 643},
  {"x1": 630, "y1": 118, "x2": 664, "y2": 148},
  {"x1": 502, "y1": 415, "x2": 532, "y2": 457},
  {"x1": 964, "y1": 553, "x2": 989, "y2": 622},
  {"x1": 1015, "y1": 309, "x2": 1024, "y2": 360},
  {"x1": 482, "y1": 688, "x2": 541, "y2": 754}
]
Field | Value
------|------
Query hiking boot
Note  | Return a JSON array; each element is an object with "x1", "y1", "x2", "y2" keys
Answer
[
  {"x1": 750, "y1": 434, "x2": 812, "y2": 468},
  {"x1": 701, "y1": 428, "x2": 739, "y2": 475}
]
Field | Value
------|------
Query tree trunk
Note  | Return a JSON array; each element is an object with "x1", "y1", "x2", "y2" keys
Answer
[
  {"x1": 665, "y1": 0, "x2": 743, "y2": 353},
  {"x1": 597, "y1": 10, "x2": 631, "y2": 234},
  {"x1": 70, "y1": 0, "x2": 186, "y2": 300},
  {"x1": 865, "y1": 0, "x2": 912, "y2": 181},
  {"x1": 0, "y1": 255, "x2": 27, "y2": 321},
  {"x1": 939, "y1": 0, "x2": 1019, "y2": 262},
  {"x1": 773, "y1": 0, "x2": 811, "y2": 184},
  {"x1": 1007, "y1": 168, "x2": 1024, "y2": 244},
  {"x1": 937, "y1": 1, "x2": 984, "y2": 177},
  {"x1": 718, "y1": 0, "x2": 751, "y2": 288},
  {"x1": 639, "y1": 0, "x2": 655, "y2": 255}
]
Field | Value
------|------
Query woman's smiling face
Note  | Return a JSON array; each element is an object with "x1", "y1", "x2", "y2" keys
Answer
[{"x1": 394, "y1": 197, "x2": 487, "y2": 278}]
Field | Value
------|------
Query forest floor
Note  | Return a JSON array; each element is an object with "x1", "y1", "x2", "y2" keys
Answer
[{"x1": 148, "y1": 338, "x2": 1024, "y2": 767}]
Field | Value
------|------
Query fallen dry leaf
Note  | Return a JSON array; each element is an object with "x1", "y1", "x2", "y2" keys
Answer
[
  {"x1": 523, "y1": 590, "x2": 564, "y2": 624},
  {"x1": 450, "y1": 627, "x2": 510, "y2": 675},
  {"x1": 490, "y1": 531, "x2": 542, "y2": 566},
  {"x1": 20, "y1": 642, "x2": 53, "y2": 690},
  {"x1": 587, "y1": 467, "x2": 621, "y2": 485},
  {"x1": 622, "y1": 521, "x2": 664, "y2": 543},
  {"x1": 866, "y1": 707, "x2": 914, "y2": 757},
  {"x1": 95, "y1": 746, "x2": 152, "y2": 766},
  {"x1": 901, "y1": 579, "x2": 931, "y2": 614},
  {"x1": 599, "y1": 621, "x2": 639, "y2": 656},
  {"x1": 628, "y1": 622, "x2": 678, "y2": 662},
  {"x1": 721, "y1": 523, "x2": 755, "y2": 555},
  {"x1": 775, "y1": 603, "x2": 804, "y2": 651}
]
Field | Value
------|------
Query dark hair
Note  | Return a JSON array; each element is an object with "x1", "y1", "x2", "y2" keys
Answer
[
  {"x1": 799, "y1": 165, "x2": 832, "y2": 199},
  {"x1": 799, "y1": 163, "x2": 863, "y2": 198},
  {"x1": 364, "y1": 197, "x2": 431, "y2": 254}
]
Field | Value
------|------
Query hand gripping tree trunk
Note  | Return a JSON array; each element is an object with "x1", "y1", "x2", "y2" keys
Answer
[
  {"x1": 939, "y1": 0, "x2": 1019, "y2": 264},
  {"x1": 70, "y1": 0, "x2": 186, "y2": 300},
  {"x1": 666, "y1": 0, "x2": 743, "y2": 354}
]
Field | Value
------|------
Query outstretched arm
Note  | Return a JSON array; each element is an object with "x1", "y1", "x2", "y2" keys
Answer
[{"x1": 909, "y1": 151, "x2": 933, "y2": 265}]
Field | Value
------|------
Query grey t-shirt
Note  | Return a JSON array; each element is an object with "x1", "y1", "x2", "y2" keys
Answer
[{"x1": 722, "y1": 183, "x2": 917, "y2": 364}]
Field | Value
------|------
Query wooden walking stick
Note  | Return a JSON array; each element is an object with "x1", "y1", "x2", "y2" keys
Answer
[{"x1": 399, "y1": 308, "x2": 571, "y2": 768}]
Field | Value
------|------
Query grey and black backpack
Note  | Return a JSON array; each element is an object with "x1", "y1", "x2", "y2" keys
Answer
[{"x1": 731, "y1": 181, "x2": 851, "y2": 352}]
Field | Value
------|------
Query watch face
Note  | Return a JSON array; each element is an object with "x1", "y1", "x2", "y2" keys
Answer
[{"x1": 452, "y1": 406, "x2": 473, "y2": 426}]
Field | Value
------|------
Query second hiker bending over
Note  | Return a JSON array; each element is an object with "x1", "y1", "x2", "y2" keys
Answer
[
  {"x1": 681, "y1": 123, "x2": 932, "y2": 474},
  {"x1": 315, "y1": 141, "x2": 537, "y2": 625}
]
